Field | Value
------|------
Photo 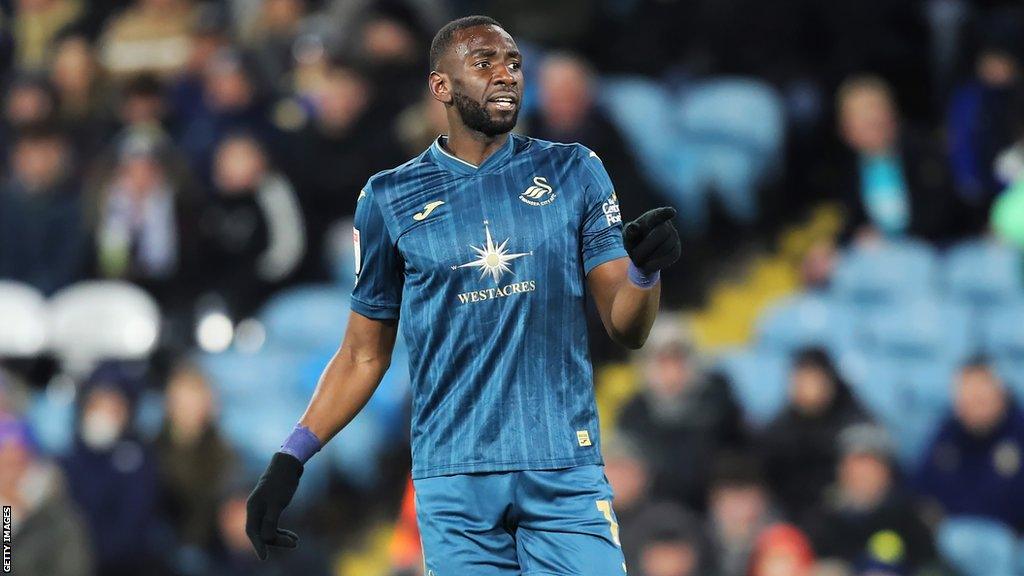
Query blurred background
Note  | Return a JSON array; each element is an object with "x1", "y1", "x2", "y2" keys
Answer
[{"x1": 1, "y1": 0, "x2": 1024, "y2": 575}]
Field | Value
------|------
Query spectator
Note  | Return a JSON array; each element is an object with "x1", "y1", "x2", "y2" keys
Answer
[
  {"x1": 834, "y1": 75, "x2": 959, "y2": 243},
  {"x1": 706, "y1": 454, "x2": 780, "y2": 576},
  {"x1": 155, "y1": 363, "x2": 237, "y2": 548},
  {"x1": 748, "y1": 524, "x2": 815, "y2": 576},
  {"x1": 395, "y1": 88, "x2": 448, "y2": 157},
  {"x1": 0, "y1": 74, "x2": 58, "y2": 166},
  {"x1": 761, "y1": 347, "x2": 870, "y2": 521},
  {"x1": 116, "y1": 73, "x2": 169, "y2": 131},
  {"x1": 198, "y1": 133, "x2": 305, "y2": 318},
  {"x1": 176, "y1": 48, "x2": 277, "y2": 185},
  {"x1": 87, "y1": 127, "x2": 202, "y2": 307},
  {"x1": 618, "y1": 318, "x2": 745, "y2": 508},
  {"x1": 242, "y1": 0, "x2": 308, "y2": 94},
  {"x1": 62, "y1": 368, "x2": 158, "y2": 576},
  {"x1": 282, "y1": 61, "x2": 402, "y2": 276},
  {"x1": 948, "y1": 9, "x2": 1024, "y2": 229},
  {"x1": 915, "y1": 357, "x2": 1024, "y2": 530},
  {"x1": 166, "y1": 2, "x2": 233, "y2": 129},
  {"x1": 808, "y1": 425, "x2": 941, "y2": 575},
  {"x1": 12, "y1": 0, "x2": 83, "y2": 72},
  {"x1": 603, "y1": 435, "x2": 654, "y2": 563},
  {"x1": 50, "y1": 34, "x2": 112, "y2": 156},
  {"x1": 629, "y1": 503, "x2": 710, "y2": 576},
  {"x1": 98, "y1": 0, "x2": 196, "y2": 79},
  {"x1": 356, "y1": 10, "x2": 426, "y2": 119},
  {"x1": 0, "y1": 418, "x2": 94, "y2": 576},
  {"x1": 528, "y1": 52, "x2": 661, "y2": 222},
  {"x1": 0, "y1": 124, "x2": 86, "y2": 294}
]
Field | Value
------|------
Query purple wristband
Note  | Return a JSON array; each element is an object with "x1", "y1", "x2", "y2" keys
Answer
[
  {"x1": 628, "y1": 261, "x2": 661, "y2": 289},
  {"x1": 280, "y1": 424, "x2": 322, "y2": 464}
]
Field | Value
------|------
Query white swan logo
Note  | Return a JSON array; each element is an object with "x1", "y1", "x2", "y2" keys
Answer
[{"x1": 519, "y1": 176, "x2": 556, "y2": 206}]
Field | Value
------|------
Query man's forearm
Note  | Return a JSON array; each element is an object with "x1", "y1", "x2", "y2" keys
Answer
[
  {"x1": 608, "y1": 276, "x2": 661, "y2": 349},
  {"x1": 298, "y1": 344, "x2": 391, "y2": 445}
]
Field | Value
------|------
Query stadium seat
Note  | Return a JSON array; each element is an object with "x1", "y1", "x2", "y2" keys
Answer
[
  {"x1": 832, "y1": 241, "x2": 939, "y2": 304},
  {"x1": 937, "y1": 517, "x2": 1017, "y2": 576},
  {"x1": 258, "y1": 284, "x2": 351, "y2": 353},
  {"x1": 676, "y1": 79, "x2": 786, "y2": 224},
  {"x1": 755, "y1": 293, "x2": 859, "y2": 355},
  {"x1": 943, "y1": 240, "x2": 1023, "y2": 305},
  {"x1": 48, "y1": 281, "x2": 161, "y2": 375},
  {"x1": 982, "y1": 301, "x2": 1024, "y2": 359},
  {"x1": 716, "y1": 349, "x2": 790, "y2": 427},
  {"x1": 25, "y1": 386, "x2": 75, "y2": 456},
  {"x1": 862, "y1": 298, "x2": 973, "y2": 361},
  {"x1": 197, "y1": 348, "x2": 309, "y2": 405},
  {"x1": 0, "y1": 281, "x2": 47, "y2": 357}
]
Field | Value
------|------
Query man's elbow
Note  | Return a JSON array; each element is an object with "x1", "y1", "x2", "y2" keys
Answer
[{"x1": 611, "y1": 329, "x2": 648, "y2": 350}]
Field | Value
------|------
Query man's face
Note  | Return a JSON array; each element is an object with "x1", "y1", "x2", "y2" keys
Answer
[
  {"x1": 955, "y1": 368, "x2": 1007, "y2": 435},
  {"x1": 641, "y1": 540, "x2": 699, "y2": 576},
  {"x1": 440, "y1": 25, "x2": 523, "y2": 136},
  {"x1": 838, "y1": 452, "x2": 891, "y2": 510},
  {"x1": 12, "y1": 138, "x2": 65, "y2": 191},
  {"x1": 839, "y1": 88, "x2": 897, "y2": 154},
  {"x1": 710, "y1": 485, "x2": 767, "y2": 541}
]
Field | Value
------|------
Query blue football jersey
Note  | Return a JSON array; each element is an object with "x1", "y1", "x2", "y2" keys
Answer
[{"x1": 351, "y1": 134, "x2": 627, "y2": 479}]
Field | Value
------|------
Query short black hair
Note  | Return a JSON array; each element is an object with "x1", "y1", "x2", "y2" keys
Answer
[{"x1": 429, "y1": 15, "x2": 503, "y2": 71}]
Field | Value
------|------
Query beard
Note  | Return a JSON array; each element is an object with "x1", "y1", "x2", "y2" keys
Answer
[{"x1": 452, "y1": 91, "x2": 518, "y2": 136}]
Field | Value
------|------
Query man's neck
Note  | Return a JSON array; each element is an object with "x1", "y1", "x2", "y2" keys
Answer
[{"x1": 443, "y1": 125, "x2": 509, "y2": 167}]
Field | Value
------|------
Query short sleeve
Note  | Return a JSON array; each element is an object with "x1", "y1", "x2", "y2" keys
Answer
[
  {"x1": 579, "y1": 147, "x2": 628, "y2": 274},
  {"x1": 350, "y1": 184, "x2": 403, "y2": 319}
]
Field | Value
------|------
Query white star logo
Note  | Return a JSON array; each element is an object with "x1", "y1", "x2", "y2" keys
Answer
[{"x1": 456, "y1": 221, "x2": 531, "y2": 284}]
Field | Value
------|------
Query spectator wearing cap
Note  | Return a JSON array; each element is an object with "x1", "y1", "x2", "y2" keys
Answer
[
  {"x1": 948, "y1": 8, "x2": 1024, "y2": 231},
  {"x1": 527, "y1": 52, "x2": 662, "y2": 224},
  {"x1": 706, "y1": 454, "x2": 781, "y2": 576},
  {"x1": 62, "y1": 365, "x2": 158, "y2": 576},
  {"x1": 0, "y1": 123, "x2": 87, "y2": 294},
  {"x1": 748, "y1": 524, "x2": 815, "y2": 576},
  {"x1": 197, "y1": 132, "x2": 305, "y2": 318},
  {"x1": 98, "y1": 0, "x2": 196, "y2": 79},
  {"x1": 807, "y1": 424, "x2": 941, "y2": 575},
  {"x1": 760, "y1": 347, "x2": 871, "y2": 522},
  {"x1": 88, "y1": 127, "x2": 203, "y2": 308},
  {"x1": 625, "y1": 503, "x2": 709, "y2": 576},
  {"x1": 0, "y1": 418, "x2": 94, "y2": 576},
  {"x1": 155, "y1": 363, "x2": 238, "y2": 549},
  {"x1": 833, "y1": 75, "x2": 960, "y2": 244},
  {"x1": 619, "y1": 317, "x2": 745, "y2": 509},
  {"x1": 915, "y1": 357, "x2": 1024, "y2": 530}
]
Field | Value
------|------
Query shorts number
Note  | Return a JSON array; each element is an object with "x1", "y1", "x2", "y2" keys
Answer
[{"x1": 596, "y1": 500, "x2": 621, "y2": 546}]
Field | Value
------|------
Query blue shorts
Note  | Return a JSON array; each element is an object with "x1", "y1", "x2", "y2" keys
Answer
[{"x1": 414, "y1": 465, "x2": 627, "y2": 576}]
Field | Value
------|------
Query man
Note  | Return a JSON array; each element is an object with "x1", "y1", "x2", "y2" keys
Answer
[
  {"x1": 246, "y1": 15, "x2": 681, "y2": 574},
  {"x1": 915, "y1": 357, "x2": 1024, "y2": 530}
]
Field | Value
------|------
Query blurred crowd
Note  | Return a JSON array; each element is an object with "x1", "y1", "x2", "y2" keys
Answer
[{"x1": 2, "y1": 1, "x2": 1024, "y2": 576}]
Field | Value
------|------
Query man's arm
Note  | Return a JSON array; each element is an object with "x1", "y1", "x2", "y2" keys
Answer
[
  {"x1": 587, "y1": 206, "x2": 680, "y2": 350},
  {"x1": 299, "y1": 311, "x2": 399, "y2": 443},
  {"x1": 588, "y1": 257, "x2": 661, "y2": 349},
  {"x1": 246, "y1": 310, "x2": 398, "y2": 560}
]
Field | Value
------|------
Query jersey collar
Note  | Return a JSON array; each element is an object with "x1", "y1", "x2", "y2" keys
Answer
[{"x1": 430, "y1": 134, "x2": 516, "y2": 175}]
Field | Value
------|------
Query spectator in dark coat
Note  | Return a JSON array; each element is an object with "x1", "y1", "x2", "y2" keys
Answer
[
  {"x1": 808, "y1": 425, "x2": 942, "y2": 576},
  {"x1": 155, "y1": 363, "x2": 238, "y2": 549},
  {"x1": 705, "y1": 455, "x2": 781, "y2": 576},
  {"x1": 629, "y1": 503, "x2": 710, "y2": 576},
  {"x1": 0, "y1": 418, "x2": 94, "y2": 576},
  {"x1": 915, "y1": 358, "x2": 1024, "y2": 530},
  {"x1": 62, "y1": 368, "x2": 158, "y2": 576},
  {"x1": 760, "y1": 347, "x2": 870, "y2": 521},
  {"x1": 619, "y1": 319, "x2": 745, "y2": 509},
  {"x1": 834, "y1": 75, "x2": 960, "y2": 244},
  {"x1": 0, "y1": 124, "x2": 87, "y2": 294}
]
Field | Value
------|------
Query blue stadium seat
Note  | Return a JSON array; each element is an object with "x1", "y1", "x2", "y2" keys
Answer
[
  {"x1": 756, "y1": 293, "x2": 859, "y2": 355},
  {"x1": 197, "y1": 349, "x2": 310, "y2": 405},
  {"x1": 937, "y1": 517, "x2": 1017, "y2": 576},
  {"x1": 25, "y1": 388, "x2": 75, "y2": 456},
  {"x1": 944, "y1": 240, "x2": 1023, "y2": 305},
  {"x1": 982, "y1": 301, "x2": 1024, "y2": 360},
  {"x1": 832, "y1": 241, "x2": 939, "y2": 304},
  {"x1": 716, "y1": 349, "x2": 790, "y2": 427},
  {"x1": 257, "y1": 285, "x2": 351, "y2": 353},
  {"x1": 862, "y1": 298, "x2": 973, "y2": 361},
  {"x1": 676, "y1": 79, "x2": 786, "y2": 224}
]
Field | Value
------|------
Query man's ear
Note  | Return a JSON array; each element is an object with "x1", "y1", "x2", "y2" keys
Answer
[{"x1": 429, "y1": 71, "x2": 452, "y2": 105}]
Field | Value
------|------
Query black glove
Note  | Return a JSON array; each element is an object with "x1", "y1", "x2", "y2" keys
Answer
[
  {"x1": 623, "y1": 207, "x2": 681, "y2": 274},
  {"x1": 246, "y1": 452, "x2": 303, "y2": 560}
]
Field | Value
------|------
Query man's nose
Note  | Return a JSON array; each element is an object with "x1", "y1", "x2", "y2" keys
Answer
[{"x1": 494, "y1": 66, "x2": 517, "y2": 86}]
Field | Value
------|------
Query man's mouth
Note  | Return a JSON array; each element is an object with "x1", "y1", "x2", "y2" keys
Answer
[{"x1": 487, "y1": 94, "x2": 519, "y2": 111}]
